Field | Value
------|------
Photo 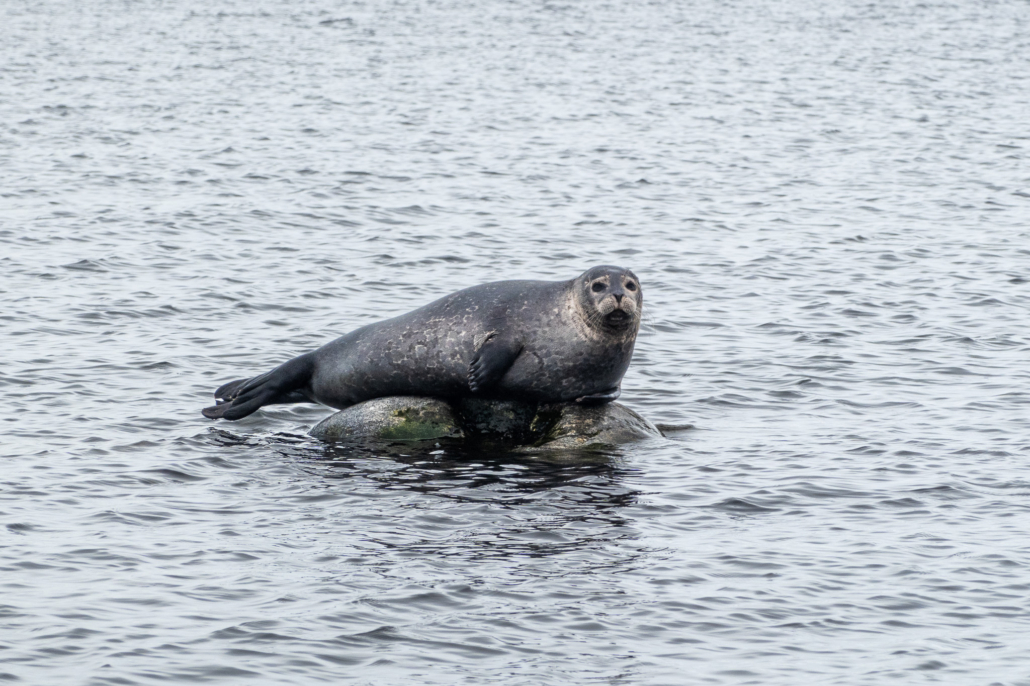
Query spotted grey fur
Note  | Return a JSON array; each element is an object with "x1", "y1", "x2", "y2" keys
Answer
[{"x1": 202, "y1": 265, "x2": 642, "y2": 420}]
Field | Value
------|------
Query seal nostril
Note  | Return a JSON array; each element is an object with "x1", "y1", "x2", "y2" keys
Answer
[{"x1": 614, "y1": 294, "x2": 623, "y2": 304}]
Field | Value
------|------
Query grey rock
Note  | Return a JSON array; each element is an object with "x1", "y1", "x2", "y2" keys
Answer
[
  {"x1": 456, "y1": 398, "x2": 540, "y2": 442},
  {"x1": 309, "y1": 396, "x2": 463, "y2": 441},
  {"x1": 524, "y1": 401, "x2": 663, "y2": 452},
  {"x1": 309, "y1": 396, "x2": 662, "y2": 450}
]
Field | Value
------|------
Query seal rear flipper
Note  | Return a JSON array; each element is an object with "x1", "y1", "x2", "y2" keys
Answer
[
  {"x1": 203, "y1": 352, "x2": 316, "y2": 420},
  {"x1": 214, "y1": 377, "x2": 253, "y2": 401},
  {"x1": 216, "y1": 369, "x2": 277, "y2": 401},
  {"x1": 468, "y1": 333, "x2": 522, "y2": 393},
  {"x1": 202, "y1": 402, "x2": 232, "y2": 419}
]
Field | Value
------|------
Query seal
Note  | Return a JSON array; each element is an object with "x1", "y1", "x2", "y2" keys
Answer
[{"x1": 202, "y1": 265, "x2": 642, "y2": 420}]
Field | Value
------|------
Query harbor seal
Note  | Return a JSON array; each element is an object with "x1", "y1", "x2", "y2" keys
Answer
[{"x1": 202, "y1": 265, "x2": 642, "y2": 420}]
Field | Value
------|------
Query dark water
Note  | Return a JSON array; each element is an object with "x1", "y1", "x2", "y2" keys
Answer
[{"x1": 3, "y1": 0, "x2": 1030, "y2": 683}]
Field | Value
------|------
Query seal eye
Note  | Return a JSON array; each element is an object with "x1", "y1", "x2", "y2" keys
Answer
[
  {"x1": 625, "y1": 281, "x2": 637, "y2": 292},
  {"x1": 591, "y1": 282, "x2": 606, "y2": 293}
]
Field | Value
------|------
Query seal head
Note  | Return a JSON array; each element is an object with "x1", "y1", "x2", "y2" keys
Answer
[{"x1": 572, "y1": 265, "x2": 643, "y2": 339}]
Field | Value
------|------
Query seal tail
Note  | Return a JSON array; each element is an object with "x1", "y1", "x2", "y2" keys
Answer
[{"x1": 202, "y1": 353, "x2": 316, "y2": 421}]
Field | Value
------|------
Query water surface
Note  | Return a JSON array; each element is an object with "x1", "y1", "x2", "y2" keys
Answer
[{"x1": 3, "y1": 0, "x2": 1030, "y2": 683}]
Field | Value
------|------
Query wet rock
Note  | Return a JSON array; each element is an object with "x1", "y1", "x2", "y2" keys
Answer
[
  {"x1": 309, "y1": 396, "x2": 463, "y2": 441},
  {"x1": 309, "y1": 396, "x2": 663, "y2": 450},
  {"x1": 524, "y1": 401, "x2": 662, "y2": 452},
  {"x1": 456, "y1": 398, "x2": 540, "y2": 442}
]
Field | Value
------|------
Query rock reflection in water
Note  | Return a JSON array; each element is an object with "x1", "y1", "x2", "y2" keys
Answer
[{"x1": 269, "y1": 433, "x2": 643, "y2": 564}]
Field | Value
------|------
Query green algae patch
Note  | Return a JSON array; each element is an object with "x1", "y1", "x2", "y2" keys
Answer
[
  {"x1": 310, "y1": 397, "x2": 463, "y2": 442},
  {"x1": 378, "y1": 407, "x2": 463, "y2": 440}
]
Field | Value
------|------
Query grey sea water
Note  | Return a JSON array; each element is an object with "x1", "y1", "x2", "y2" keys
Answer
[{"x1": 3, "y1": 0, "x2": 1030, "y2": 683}]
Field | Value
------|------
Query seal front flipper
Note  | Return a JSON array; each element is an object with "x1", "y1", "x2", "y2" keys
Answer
[
  {"x1": 575, "y1": 385, "x2": 621, "y2": 405},
  {"x1": 468, "y1": 332, "x2": 522, "y2": 393},
  {"x1": 202, "y1": 352, "x2": 316, "y2": 420}
]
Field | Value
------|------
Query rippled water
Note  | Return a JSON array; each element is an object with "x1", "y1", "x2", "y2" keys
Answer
[{"x1": 3, "y1": 0, "x2": 1030, "y2": 683}]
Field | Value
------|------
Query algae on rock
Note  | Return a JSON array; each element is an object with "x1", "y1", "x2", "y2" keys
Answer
[
  {"x1": 310, "y1": 396, "x2": 463, "y2": 442},
  {"x1": 309, "y1": 396, "x2": 663, "y2": 450}
]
